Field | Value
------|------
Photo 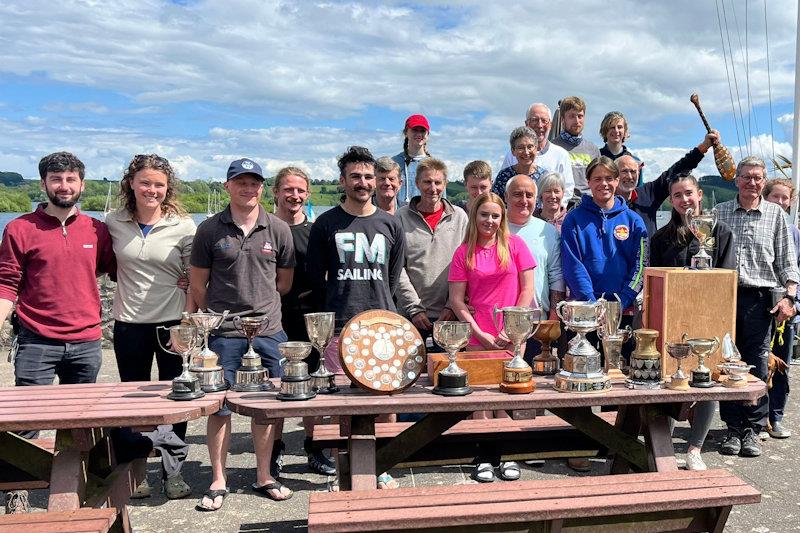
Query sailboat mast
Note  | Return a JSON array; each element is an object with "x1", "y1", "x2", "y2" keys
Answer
[{"x1": 792, "y1": 2, "x2": 800, "y2": 225}]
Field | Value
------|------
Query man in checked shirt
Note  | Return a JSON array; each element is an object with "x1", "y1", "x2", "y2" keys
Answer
[{"x1": 716, "y1": 155, "x2": 799, "y2": 458}]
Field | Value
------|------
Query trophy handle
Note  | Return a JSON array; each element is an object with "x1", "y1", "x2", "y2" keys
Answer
[
  {"x1": 681, "y1": 332, "x2": 688, "y2": 343},
  {"x1": 155, "y1": 326, "x2": 173, "y2": 354},
  {"x1": 555, "y1": 300, "x2": 567, "y2": 322},
  {"x1": 492, "y1": 304, "x2": 502, "y2": 336},
  {"x1": 711, "y1": 336, "x2": 720, "y2": 354},
  {"x1": 232, "y1": 315, "x2": 243, "y2": 334}
]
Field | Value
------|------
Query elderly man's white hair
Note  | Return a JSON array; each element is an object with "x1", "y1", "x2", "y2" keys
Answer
[{"x1": 525, "y1": 102, "x2": 553, "y2": 120}]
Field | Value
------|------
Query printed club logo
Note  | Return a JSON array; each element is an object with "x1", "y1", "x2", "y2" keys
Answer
[
  {"x1": 613, "y1": 225, "x2": 630, "y2": 241},
  {"x1": 241, "y1": 159, "x2": 254, "y2": 170},
  {"x1": 261, "y1": 241, "x2": 274, "y2": 254}
]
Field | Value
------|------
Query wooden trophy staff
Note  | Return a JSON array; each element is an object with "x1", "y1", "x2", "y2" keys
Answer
[{"x1": 690, "y1": 93, "x2": 736, "y2": 181}]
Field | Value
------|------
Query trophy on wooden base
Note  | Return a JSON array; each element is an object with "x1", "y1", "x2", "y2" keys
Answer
[
  {"x1": 431, "y1": 321, "x2": 472, "y2": 396},
  {"x1": 156, "y1": 324, "x2": 205, "y2": 401},
  {"x1": 683, "y1": 335, "x2": 719, "y2": 388},
  {"x1": 718, "y1": 362, "x2": 755, "y2": 388},
  {"x1": 554, "y1": 301, "x2": 610, "y2": 393},
  {"x1": 232, "y1": 316, "x2": 273, "y2": 392},
  {"x1": 305, "y1": 312, "x2": 339, "y2": 394},
  {"x1": 626, "y1": 329, "x2": 663, "y2": 389},
  {"x1": 665, "y1": 341, "x2": 692, "y2": 390},
  {"x1": 686, "y1": 207, "x2": 718, "y2": 270},
  {"x1": 597, "y1": 294, "x2": 631, "y2": 380},
  {"x1": 493, "y1": 306, "x2": 539, "y2": 394},
  {"x1": 531, "y1": 320, "x2": 561, "y2": 375},
  {"x1": 276, "y1": 341, "x2": 317, "y2": 401},
  {"x1": 185, "y1": 310, "x2": 229, "y2": 392}
]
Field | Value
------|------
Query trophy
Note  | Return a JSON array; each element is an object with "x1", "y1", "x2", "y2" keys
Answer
[
  {"x1": 626, "y1": 329, "x2": 663, "y2": 389},
  {"x1": 185, "y1": 310, "x2": 229, "y2": 392},
  {"x1": 601, "y1": 328, "x2": 632, "y2": 380},
  {"x1": 554, "y1": 301, "x2": 610, "y2": 393},
  {"x1": 531, "y1": 320, "x2": 561, "y2": 375},
  {"x1": 493, "y1": 306, "x2": 538, "y2": 394},
  {"x1": 431, "y1": 321, "x2": 472, "y2": 396},
  {"x1": 718, "y1": 362, "x2": 755, "y2": 388},
  {"x1": 665, "y1": 341, "x2": 692, "y2": 390},
  {"x1": 156, "y1": 324, "x2": 205, "y2": 400},
  {"x1": 232, "y1": 316, "x2": 272, "y2": 392},
  {"x1": 305, "y1": 312, "x2": 339, "y2": 394},
  {"x1": 276, "y1": 341, "x2": 317, "y2": 401},
  {"x1": 683, "y1": 334, "x2": 719, "y2": 388},
  {"x1": 686, "y1": 207, "x2": 717, "y2": 270}
]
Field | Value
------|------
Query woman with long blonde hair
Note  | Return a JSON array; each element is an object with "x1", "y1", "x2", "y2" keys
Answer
[{"x1": 447, "y1": 191, "x2": 536, "y2": 483}]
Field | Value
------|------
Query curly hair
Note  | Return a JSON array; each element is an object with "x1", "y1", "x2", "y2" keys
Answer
[{"x1": 119, "y1": 154, "x2": 186, "y2": 217}]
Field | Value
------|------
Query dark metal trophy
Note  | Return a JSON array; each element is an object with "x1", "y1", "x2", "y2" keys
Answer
[
  {"x1": 276, "y1": 341, "x2": 316, "y2": 401},
  {"x1": 305, "y1": 312, "x2": 339, "y2": 394},
  {"x1": 683, "y1": 334, "x2": 719, "y2": 388},
  {"x1": 431, "y1": 321, "x2": 472, "y2": 396},
  {"x1": 156, "y1": 324, "x2": 205, "y2": 400},
  {"x1": 232, "y1": 316, "x2": 272, "y2": 392},
  {"x1": 626, "y1": 329, "x2": 663, "y2": 389},
  {"x1": 186, "y1": 310, "x2": 229, "y2": 392}
]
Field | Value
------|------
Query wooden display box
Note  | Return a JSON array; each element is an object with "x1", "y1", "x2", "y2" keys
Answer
[
  {"x1": 642, "y1": 267, "x2": 737, "y2": 378},
  {"x1": 427, "y1": 350, "x2": 512, "y2": 386}
]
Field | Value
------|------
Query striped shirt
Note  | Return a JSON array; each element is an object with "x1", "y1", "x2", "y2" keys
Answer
[{"x1": 715, "y1": 197, "x2": 799, "y2": 288}]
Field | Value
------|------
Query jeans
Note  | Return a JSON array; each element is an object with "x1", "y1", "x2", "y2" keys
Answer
[
  {"x1": 719, "y1": 288, "x2": 771, "y2": 432},
  {"x1": 14, "y1": 326, "x2": 102, "y2": 438},
  {"x1": 209, "y1": 330, "x2": 288, "y2": 417},
  {"x1": 769, "y1": 321, "x2": 792, "y2": 423}
]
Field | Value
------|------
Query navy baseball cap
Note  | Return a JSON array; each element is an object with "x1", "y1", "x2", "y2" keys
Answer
[{"x1": 227, "y1": 158, "x2": 264, "y2": 181}]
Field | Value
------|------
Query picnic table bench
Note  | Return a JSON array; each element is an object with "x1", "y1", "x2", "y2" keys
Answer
[
  {"x1": 0, "y1": 508, "x2": 118, "y2": 533},
  {"x1": 0, "y1": 382, "x2": 223, "y2": 532},
  {"x1": 308, "y1": 469, "x2": 761, "y2": 533}
]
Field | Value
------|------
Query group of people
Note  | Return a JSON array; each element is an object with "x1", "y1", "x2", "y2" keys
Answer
[{"x1": 0, "y1": 95, "x2": 797, "y2": 514}]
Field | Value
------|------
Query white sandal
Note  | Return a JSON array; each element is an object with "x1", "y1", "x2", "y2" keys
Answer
[
  {"x1": 472, "y1": 462, "x2": 495, "y2": 483},
  {"x1": 499, "y1": 461, "x2": 520, "y2": 481}
]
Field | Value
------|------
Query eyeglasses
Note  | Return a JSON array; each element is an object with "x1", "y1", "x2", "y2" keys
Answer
[
  {"x1": 526, "y1": 118, "x2": 550, "y2": 125},
  {"x1": 737, "y1": 175, "x2": 765, "y2": 184},
  {"x1": 619, "y1": 169, "x2": 638, "y2": 175}
]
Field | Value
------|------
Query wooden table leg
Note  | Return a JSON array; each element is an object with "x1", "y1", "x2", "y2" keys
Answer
[
  {"x1": 609, "y1": 405, "x2": 643, "y2": 474},
  {"x1": 348, "y1": 415, "x2": 376, "y2": 491},
  {"x1": 48, "y1": 428, "x2": 94, "y2": 511},
  {"x1": 642, "y1": 405, "x2": 679, "y2": 472}
]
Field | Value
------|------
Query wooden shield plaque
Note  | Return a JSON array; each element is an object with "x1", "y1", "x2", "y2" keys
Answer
[{"x1": 339, "y1": 310, "x2": 426, "y2": 394}]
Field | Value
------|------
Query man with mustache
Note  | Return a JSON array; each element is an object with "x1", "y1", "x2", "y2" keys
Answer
[{"x1": 0, "y1": 151, "x2": 116, "y2": 514}]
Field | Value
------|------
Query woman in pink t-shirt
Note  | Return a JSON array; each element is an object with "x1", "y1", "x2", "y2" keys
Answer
[{"x1": 447, "y1": 192, "x2": 536, "y2": 484}]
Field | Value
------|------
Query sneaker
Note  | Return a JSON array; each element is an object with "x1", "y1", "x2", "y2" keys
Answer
[
  {"x1": 130, "y1": 478, "x2": 152, "y2": 499},
  {"x1": 4, "y1": 490, "x2": 30, "y2": 514},
  {"x1": 164, "y1": 473, "x2": 191, "y2": 499},
  {"x1": 308, "y1": 450, "x2": 336, "y2": 476},
  {"x1": 270, "y1": 440, "x2": 285, "y2": 479},
  {"x1": 719, "y1": 430, "x2": 741, "y2": 455},
  {"x1": 768, "y1": 421, "x2": 792, "y2": 439},
  {"x1": 739, "y1": 428, "x2": 762, "y2": 457},
  {"x1": 685, "y1": 451, "x2": 707, "y2": 471},
  {"x1": 567, "y1": 458, "x2": 591, "y2": 472}
]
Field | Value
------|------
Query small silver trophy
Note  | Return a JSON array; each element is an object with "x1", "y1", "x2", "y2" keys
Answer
[
  {"x1": 276, "y1": 341, "x2": 317, "y2": 401},
  {"x1": 305, "y1": 312, "x2": 339, "y2": 394},
  {"x1": 185, "y1": 310, "x2": 229, "y2": 392},
  {"x1": 683, "y1": 335, "x2": 719, "y2": 388},
  {"x1": 686, "y1": 207, "x2": 717, "y2": 270},
  {"x1": 431, "y1": 321, "x2": 472, "y2": 396},
  {"x1": 232, "y1": 315, "x2": 273, "y2": 392},
  {"x1": 493, "y1": 306, "x2": 539, "y2": 394},
  {"x1": 665, "y1": 341, "x2": 693, "y2": 390},
  {"x1": 156, "y1": 324, "x2": 205, "y2": 400}
]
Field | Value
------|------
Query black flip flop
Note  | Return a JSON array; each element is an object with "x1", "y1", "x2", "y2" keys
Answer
[
  {"x1": 252, "y1": 481, "x2": 294, "y2": 501},
  {"x1": 196, "y1": 488, "x2": 229, "y2": 512}
]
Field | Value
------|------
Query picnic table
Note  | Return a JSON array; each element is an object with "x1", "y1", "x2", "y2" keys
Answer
[
  {"x1": 0, "y1": 381, "x2": 223, "y2": 532},
  {"x1": 227, "y1": 374, "x2": 766, "y2": 490}
]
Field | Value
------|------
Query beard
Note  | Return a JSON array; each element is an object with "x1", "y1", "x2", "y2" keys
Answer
[{"x1": 46, "y1": 188, "x2": 81, "y2": 208}]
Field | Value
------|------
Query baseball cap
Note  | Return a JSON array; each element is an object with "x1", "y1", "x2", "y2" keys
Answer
[
  {"x1": 405, "y1": 114, "x2": 430, "y2": 131},
  {"x1": 226, "y1": 158, "x2": 264, "y2": 181}
]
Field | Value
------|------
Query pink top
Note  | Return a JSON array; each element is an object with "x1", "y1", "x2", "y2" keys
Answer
[{"x1": 448, "y1": 234, "x2": 536, "y2": 346}]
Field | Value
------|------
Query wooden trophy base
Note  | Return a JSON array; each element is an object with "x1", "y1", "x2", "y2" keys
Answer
[
  {"x1": 667, "y1": 376, "x2": 690, "y2": 391},
  {"x1": 499, "y1": 380, "x2": 535, "y2": 394},
  {"x1": 500, "y1": 365, "x2": 535, "y2": 394},
  {"x1": 722, "y1": 377, "x2": 748, "y2": 388},
  {"x1": 606, "y1": 368, "x2": 626, "y2": 382}
]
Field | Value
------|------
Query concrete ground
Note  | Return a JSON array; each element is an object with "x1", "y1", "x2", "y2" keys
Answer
[{"x1": 2, "y1": 349, "x2": 799, "y2": 532}]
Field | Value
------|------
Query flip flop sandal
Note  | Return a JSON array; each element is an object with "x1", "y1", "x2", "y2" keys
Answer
[
  {"x1": 252, "y1": 481, "x2": 294, "y2": 501},
  {"x1": 472, "y1": 463, "x2": 495, "y2": 483},
  {"x1": 498, "y1": 461, "x2": 521, "y2": 481},
  {"x1": 196, "y1": 488, "x2": 229, "y2": 512}
]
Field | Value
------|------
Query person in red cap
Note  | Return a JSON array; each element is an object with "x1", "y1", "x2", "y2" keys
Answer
[{"x1": 392, "y1": 114, "x2": 432, "y2": 203}]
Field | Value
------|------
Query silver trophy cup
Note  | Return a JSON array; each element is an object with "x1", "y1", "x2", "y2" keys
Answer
[
  {"x1": 276, "y1": 341, "x2": 317, "y2": 401},
  {"x1": 185, "y1": 310, "x2": 229, "y2": 392},
  {"x1": 156, "y1": 324, "x2": 205, "y2": 400},
  {"x1": 493, "y1": 306, "x2": 539, "y2": 393},
  {"x1": 231, "y1": 316, "x2": 273, "y2": 392},
  {"x1": 555, "y1": 300, "x2": 610, "y2": 393},
  {"x1": 686, "y1": 207, "x2": 717, "y2": 270},
  {"x1": 305, "y1": 312, "x2": 339, "y2": 394},
  {"x1": 431, "y1": 321, "x2": 472, "y2": 396}
]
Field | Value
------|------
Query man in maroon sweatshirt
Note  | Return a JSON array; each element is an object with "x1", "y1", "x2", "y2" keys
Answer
[{"x1": 0, "y1": 152, "x2": 115, "y2": 398}]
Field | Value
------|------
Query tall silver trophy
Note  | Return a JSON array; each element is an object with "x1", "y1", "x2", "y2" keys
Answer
[
  {"x1": 276, "y1": 341, "x2": 317, "y2": 401},
  {"x1": 554, "y1": 300, "x2": 610, "y2": 393},
  {"x1": 493, "y1": 306, "x2": 539, "y2": 394},
  {"x1": 231, "y1": 315, "x2": 273, "y2": 392},
  {"x1": 185, "y1": 310, "x2": 229, "y2": 392},
  {"x1": 305, "y1": 312, "x2": 339, "y2": 394},
  {"x1": 597, "y1": 294, "x2": 631, "y2": 380},
  {"x1": 432, "y1": 321, "x2": 472, "y2": 396},
  {"x1": 156, "y1": 324, "x2": 205, "y2": 400},
  {"x1": 686, "y1": 207, "x2": 717, "y2": 270}
]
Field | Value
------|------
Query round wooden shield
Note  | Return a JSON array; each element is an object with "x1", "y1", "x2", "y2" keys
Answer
[{"x1": 339, "y1": 309, "x2": 426, "y2": 394}]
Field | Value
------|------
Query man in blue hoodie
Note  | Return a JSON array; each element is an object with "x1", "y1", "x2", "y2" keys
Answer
[{"x1": 561, "y1": 156, "x2": 648, "y2": 311}]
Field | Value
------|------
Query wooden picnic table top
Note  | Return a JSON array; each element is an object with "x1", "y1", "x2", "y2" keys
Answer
[
  {"x1": 226, "y1": 374, "x2": 766, "y2": 419},
  {"x1": 0, "y1": 381, "x2": 224, "y2": 432}
]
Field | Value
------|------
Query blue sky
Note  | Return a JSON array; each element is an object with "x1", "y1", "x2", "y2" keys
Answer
[{"x1": 0, "y1": 0, "x2": 796, "y2": 182}]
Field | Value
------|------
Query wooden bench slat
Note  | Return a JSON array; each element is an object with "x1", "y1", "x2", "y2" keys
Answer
[{"x1": 0, "y1": 508, "x2": 117, "y2": 533}]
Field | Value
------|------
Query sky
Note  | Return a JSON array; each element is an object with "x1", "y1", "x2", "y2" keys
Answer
[{"x1": 0, "y1": 0, "x2": 797, "y2": 183}]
